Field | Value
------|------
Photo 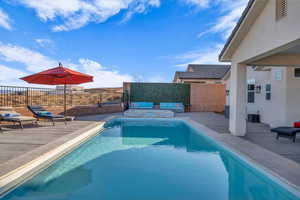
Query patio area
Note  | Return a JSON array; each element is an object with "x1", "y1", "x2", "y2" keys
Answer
[
  {"x1": 0, "y1": 121, "x2": 91, "y2": 165},
  {"x1": 178, "y1": 112, "x2": 300, "y2": 164}
]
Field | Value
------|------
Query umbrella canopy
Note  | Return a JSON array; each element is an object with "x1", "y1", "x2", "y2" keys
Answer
[
  {"x1": 20, "y1": 63, "x2": 93, "y2": 115},
  {"x1": 20, "y1": 63, "x2": 93, "y2": 85}
]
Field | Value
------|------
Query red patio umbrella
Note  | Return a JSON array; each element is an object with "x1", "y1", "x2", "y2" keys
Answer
[{"x1": 20, "y1": 63, "x2": 93, "y2": 115}]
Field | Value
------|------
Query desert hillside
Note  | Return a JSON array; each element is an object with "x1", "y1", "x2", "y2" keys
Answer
[{"x1": 0, "y1": 87, "x2": 123, "y2": 107}]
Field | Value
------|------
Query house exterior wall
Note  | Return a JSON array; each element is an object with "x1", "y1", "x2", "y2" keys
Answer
[
  {"x1": 225, "y1": 0, "x2": 300, "y2": 135},
  {"x1": 232, "y1": 0, "x2": 300, "y2": 63},
  {"x1": 285, "y1": 68, "x2": 300, "y2": 125},
  {"x1": 246, "y1": 67, "x2": 300, "y2": 127},
  {"x1": 246, "y1": 67, "x2": 286, "y2": 127}
]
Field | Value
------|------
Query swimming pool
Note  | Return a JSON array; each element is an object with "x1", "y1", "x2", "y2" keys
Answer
[{"x1": 1, "y1": 118, "x2": 300, "y2": 200}]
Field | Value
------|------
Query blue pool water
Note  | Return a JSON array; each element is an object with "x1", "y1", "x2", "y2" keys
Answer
[{"x1": 1, "y1": 118, "x2": 300, "y2": 200}]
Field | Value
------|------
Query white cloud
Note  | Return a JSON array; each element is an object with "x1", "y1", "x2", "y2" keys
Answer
[
  {"x1": 0, "y1": 43, "x2": 136, "y2": 87},
  {"x1": 174, "y1": 44, "x2": 229, "y2": 68},
  {"x1": 79, "y1": 58, "x2": 135, "y2": 87},
  {"x1": 146, "y1": 75, "x2": 166, "y2": 83},
  {"x1": 0, "y1": 64, "x2": 56, "y2": 87},
  {"x1": 0, "y1": 43, "x2": 57, "y2": 72},
  {"x1": 121, "y1": 0, "x2": 160, "y2": 23},
  {"x1": 174, "y1": 0, "x2": 247, "y2": 67},
  {"x1": 35, "y1": 38, "x2": 53, "y2": 48},
  {"x1": 0, "y1": 65, "x2": 28, "y2": 85},
  {"x1": 0, "y1": 9, "x2": 12, "y2": 30},
  {"x1": 182, "y1": 0, "x2": 209, "y2": 8},
  {"x1": 197, "y1": 0, "x2": 248, "y2": 39},
  {"x1": 15, "y1": 0, "x2": 160, "y2": 31}
]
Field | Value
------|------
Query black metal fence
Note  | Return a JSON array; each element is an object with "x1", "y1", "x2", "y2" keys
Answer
[
  {"x1": 0, "y1": 86, "x2": 71, "y2": 107},
  {"x1": 0, "y1": 85, "x2": 123, "y2": 107}
]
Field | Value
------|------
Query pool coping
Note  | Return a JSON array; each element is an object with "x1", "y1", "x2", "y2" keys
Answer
[
  {"x1": 0, "y1": 116, "x2": 116, "y2": 196},
  {"x1": 180, "y1": 117, "x2": 300, "y2": 195}
]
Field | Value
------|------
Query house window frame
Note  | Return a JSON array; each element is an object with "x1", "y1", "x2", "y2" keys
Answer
[
  {"x1": 247, "y1": 84, "x2": 255, "y2": 103},
  {"x1": 276, "y1": 0, "x2": 287, "y2": 21},
  {"x1": 294, "y1": 68, "x2": 300, "y2": 79},
  {"x1": 266, "y1": 84, "x2": 271, "y2": 101}
]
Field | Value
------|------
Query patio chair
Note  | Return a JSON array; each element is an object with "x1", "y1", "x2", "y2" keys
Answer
[
  {"x1": 0, "y1": 107, "x2": 37, "y2": 129},
  {"x1": 270, "y1": 127, "x2": 300, "y2": 142},
  {"x1": 27, "y1": 105, "x2": 67, "y2": 126},
  {"x1": 159, "y1": 102, "x2": 184, "y2": 113},
  {"x1": 129, "y1": 102, "x2": 154, "y2": 109}
]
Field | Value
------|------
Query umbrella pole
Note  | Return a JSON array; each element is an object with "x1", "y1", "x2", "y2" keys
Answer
[{"x1": 64, "y1": 84, "x2": 67, "y2": 116}]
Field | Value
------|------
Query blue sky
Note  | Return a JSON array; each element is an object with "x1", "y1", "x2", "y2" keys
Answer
[{"x1": 0, "y1": 0, "x2": 248, "y2": 88}]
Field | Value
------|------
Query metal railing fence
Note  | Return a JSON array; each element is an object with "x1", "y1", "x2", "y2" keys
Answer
[{"x1": 0, "y1": 85, "x2": 123, "y2": 107}]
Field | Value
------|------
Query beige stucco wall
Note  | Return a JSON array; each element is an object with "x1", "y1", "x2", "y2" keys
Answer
[
  {"x1": 246, "y1": 67, "x2": 286, "y2": 127},
  {"x1": 246, "y1": 67, "x2": 300, "y2": 127},
  {"x1": 232, "y1": 0, "x2": 300, "y2": 63},
  {"x1": 285, "y1": 68, "x2": 300, "y2": 125},
  {"x1": 226, "y1": 0, "x2": 300, "y2": 135}
]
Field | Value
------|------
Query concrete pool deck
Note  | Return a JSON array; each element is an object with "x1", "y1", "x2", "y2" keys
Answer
[
  {"x1": 177, "y1": 112, "x2": 300, "y2": 164},
  {"x1": 0, "y1": 115, "x2": 118, "y2": 195},
  {"x1": 181, "y1": 115, "x2": 300, "y2": 193},
  {"x1": 0, "y1": 113, "x2": 120, "y2": 177},
  {"x1": 0, "y1": 121, "x2": 94, "y2": 166}
]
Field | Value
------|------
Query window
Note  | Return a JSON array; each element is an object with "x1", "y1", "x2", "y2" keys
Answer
[
  {"x1": 294, "y1": 68, "x2": 300, "y2": 78},
  {"x1": 266, "y1": 84, "x2": 271, "y2": 100},
  {"x1": 276, "y1": 0, "x2": 287, "y2": 21},
  {"x1": 274, "y1": 69, "x2": 282, "y2": 80},
  {"x1": 248, "y1": 84, "x2": 255, "y2": 103}
]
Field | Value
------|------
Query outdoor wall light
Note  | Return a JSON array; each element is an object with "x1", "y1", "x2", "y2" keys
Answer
[
  {"x1": 226, "y1": 90, "x2": 230, "y2": 96},
  {"x1": 255, "y1": 85, "x2": 262, "y2": 94}
]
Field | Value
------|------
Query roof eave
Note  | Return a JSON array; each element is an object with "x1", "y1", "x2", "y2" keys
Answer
[{"x1": 219, "y1": 0, "x2": 266, "y2": 62}]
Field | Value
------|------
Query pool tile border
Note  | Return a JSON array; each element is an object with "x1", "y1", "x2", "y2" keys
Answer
[{"x1": 180, "y1": 117, "x2": 300, "y2": 195}]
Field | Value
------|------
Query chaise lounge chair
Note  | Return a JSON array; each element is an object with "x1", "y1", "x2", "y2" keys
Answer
[
  {"x1": 159, "y1": 102, "x2": 184, "y2": 113},
  {"x1": 271, "y1": 127, "x2": 300, "y2": 142},
  {"x1": 129, "y1": 102, "x2": 154, "y2": 109},
  {"x1": 27, "y1": 105, "x2": 67, "y2": 126},
  {"x1": 0, "y1": 107, "x2": 37, "y2": 129}
]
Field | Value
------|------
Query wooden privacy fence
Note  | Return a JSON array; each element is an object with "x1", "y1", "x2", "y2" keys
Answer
[{"x1": 190, "y1": 83, "x2": 226, "y2": 112}]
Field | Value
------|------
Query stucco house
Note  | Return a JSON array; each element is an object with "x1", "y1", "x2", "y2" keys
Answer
[
  {"x1": 219, "y1": 0, "x2": 300, "y2": 136},
  {"x1": 173, "y1": 64, "x2": 230, "y2": 84},
  {"x1": 225, "y1": 66, "x2": 300, "y2": 126}
]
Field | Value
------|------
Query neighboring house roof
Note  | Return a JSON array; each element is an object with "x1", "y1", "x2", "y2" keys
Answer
[
  {"x1": 219, "y1": 0, "x2": 267, "y2": 61},
  {"x1": 174, "y1": 64, "x2": 231, "y2": 81},
  {"x1": 222, "y1": 69, "x2": 231, "y2": 81}
]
